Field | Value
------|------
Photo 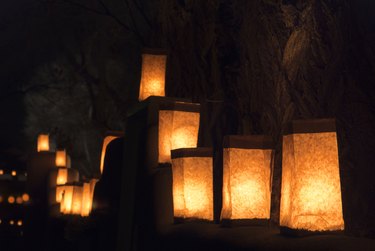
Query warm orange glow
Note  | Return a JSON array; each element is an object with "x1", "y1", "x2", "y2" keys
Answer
[
  {"x1": 280, "y1": 122, "x2": 344, "y2": 232},
  {"x1": 138, "y1": 52, "x2": 167, "y2": 101},
  {"x1": 0, "y1": 170, "x2": 3, "y2": 175},
  {"x1": 171, "y1": 148, "x2": 213, "y2": 221},
  {"x1": 55, "y1": 149, "x2": 67, "y2": 167},
  {"x1": 159, "y1": 110, "x2": 200, "y2": 163},
  {"x1": 56, "y1": 186, "x2": 65, "y2": 203},
  {"x1": 56, "y1": 168, "x2": 68, "y2": 185},
  {"x1": 9, "y1": 220, "x2": 14, "y2": 225},
  {"x1": 8, "y1": 196, "x2": 15, "y2": 204},
  {"x1": 60, "y1": 184, "x2": 83, "y2": 215},
  {"x1": 221, "y1": 137, "x2": 273, "y2": 220},
  {"x1": 37, "y1": 134, "x2": 50, "y2": 152},
  {"x1": 71, "y1": 186, "x2": 83, "y2": 215},
  {"x1": 0, "y1": 196, "x2": 3, "y2": 203},
  {"x1": 16, "y1": 196, "x2": 23, "y2": 204},
  {"x1": 80, "y1": 182, "x2": 91, "y2": 217},
  {"x1": 90, "y1": 179, "x2": 98, "y2": 214},
  {"x1": 52, "y1": 168, "x2": 79, "y2": 203},
  {"x1": 60, "y1": 186, "x2": 73, "y2": 214},
  {"x1": 11, "y1": 170, "x2": 16, "y2": 176},
  {"x1": 22, "y1": 193, "x2": 30, "y2": 202},
  {"x1": 17, "y1": 220, "x2": 22, "y2": 226},
  {"x1": 80, "y1": 179, "x2": 98, "y2": 216},
  {"x1": 79, "y1": 181, "x2": 94, "y2": 216},
  {"x1": 100, "y1": 136, "x2": 119, "y2": 174}
]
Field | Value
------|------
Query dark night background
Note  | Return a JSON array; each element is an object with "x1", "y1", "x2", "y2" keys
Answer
[{"x1": 1, "y1": 0, "x2": 375, "y2": 249}]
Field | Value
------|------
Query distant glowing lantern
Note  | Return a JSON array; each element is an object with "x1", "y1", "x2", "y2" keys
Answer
[
  {"x1": 55, "y1": 149, "x2": 67, "y2": 167},
  {"x1": 17, "y1": 220, "x2": 22, "y2": 226},
  {"x1": 56, "y1": 168, "x2": 68, "y2": 185},
  {"x1": 9, "y1": 220, "x2": 14, "y2": 225},
  {"x1": 81, "y1": 179, "x2": 98, "y2": 217},
  {"x1": 49, "y1": 166, "x2": 79, "y2": 204},
  {"x1": 22, "y1": 193, "x2": 29, "y2": 202},
  {"x1": 171, "y1": 148, "x2": 213, "y2": 221},
  {"x1": 8, "y1": 196, "x2": 15, "y2": 204},
  {"x1": 37, "y1": 134, "x2": 50, "y2": 152},
  {"x1": 50, "y1": 167, "x2": 79, "y2": 204},
  {"x1": 159, "y1": 103, "x2": 200, "y2": 164},
  {"x1": 55, "y1": 185, "x2": 65, "y2": 203},
  {"x1": 16, "y1": 196, "x2": 23, "y2": 204},
  {"x1": 71, "y1": 187, "x2": 83, "y2": 215},
  {"x1": 81, "y1": 182, "x2": 91, "y2": 217},
  {"x1": 0, "y1": 196, "x2": 3, "y2": 203},
  {"x1": 11, "y1": 170, "x2": 16, "y2": 176},
  {"x1": 280, "y1": 119, "x2": 344, "y2": 233},
  {"x1": 60, "y1": 183, "x2": 83, "y2": 215},
  {"x1": 60, "y1": 185, "x2": 72, "y2": 214},
  {"x1": 138, "y1": 49, "x2": 167, "y2": 101},
  {"x1": 0, "y1": 170, "x2": 3, "y2": 175},
  {"x1": 221, "y1": 135, "x2": 273, "y2": 224},
  {"x1": 100, "y1": 132, "x2": 123, "y2": 174}
]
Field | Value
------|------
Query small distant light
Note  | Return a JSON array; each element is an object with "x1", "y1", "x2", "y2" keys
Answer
[
  {"x1": 11, "y1": 171, "x2": 16, "y2": 176},
  {"x1": 16, "y1": 196, "x2": 23, "y2": 204},
  {"x1": 0, "y1": 219, "x2": 2, "y2": 224},
  {"x1": 24, "y1": 172, "x2": 27, "y2": 177},
  {"x1": 0, "y1": 196, "x2": 3, "y2": 203},
  {"x1": 8, "y1": 196, "x2": 15, "y2": 204},
  {"x1": 0, "y1": 170, "x2": 3, "y2": 175},
  {"x1": 17, "y1": 220, "x2": 22, "y2": 226},
  {"x1": 22, "y1": 193, "x2": 30, "y2": 202},
  {"x1": 9, "y1": 220, "x2": 14, "y2": 225}
]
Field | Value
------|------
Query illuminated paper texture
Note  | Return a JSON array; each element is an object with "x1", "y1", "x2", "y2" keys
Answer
[
  {"x1": 60, "y1": 183, "x2": 83, "y2": 215},
  {"x1": 171, "y1": 148, "x2": 213, "y2": 221},
  {"x1": 221, "y1": 135, "x2": 273, "y2": 221},
  {"x1": 139, "y1": 50, "x2": 167, "y2": 101},
  {"x1": 159, "y1": 110, "x2": 200, "y2": 164},
  {"x1": 280, "y1": 119, "x2": 344, "y2": 232}
]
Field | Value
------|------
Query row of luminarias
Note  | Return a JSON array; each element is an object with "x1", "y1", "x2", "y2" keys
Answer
[
  {"x1": 161, "y1": 111, "x2": 344, "y2": 232},
  {"x1": 137, "y1": 50, "x2": 344, "y2": 232},
  {"x1": 0, "y1": 170, "x2": 24, "y2": 177},
  {"x1": 0, "y1": 219, "x2": 23, "y2": 226},
  {"x1": 0, "y1": 194, "x2": 30, "y2": 204},
  {"x1": 37, "y1": 135, "x2": 98, "y2": 217}
]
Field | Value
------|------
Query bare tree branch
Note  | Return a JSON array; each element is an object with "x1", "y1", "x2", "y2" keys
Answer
[
  {"x1": 124, "y1": 0, "x2": 138, "y2": 31},
  {"x1": 96, "y1": 0, "x2": 144, "y2": 42},
  {"x1": 131, "y1": 0, "x2": 152, "y2": 28},
  {"x1": 63, "y1": 45, "x2": 99, "y2": 122},
  {"x1": 40, "y1": 0, "x2": 144, "y2": 43}
]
